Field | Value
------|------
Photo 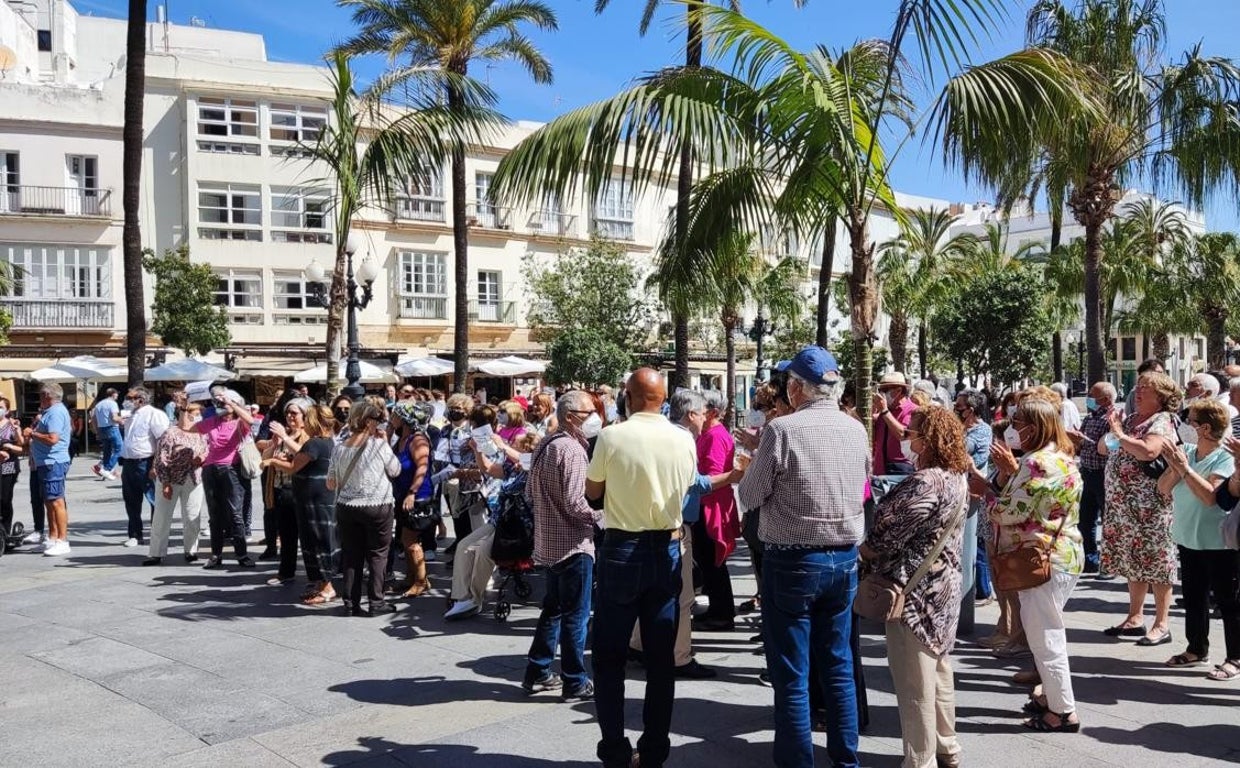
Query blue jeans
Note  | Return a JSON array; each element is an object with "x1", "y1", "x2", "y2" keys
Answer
[
  {"x1": 98, "y1": 425, "x2": 122, "y2": 473},
  {"x1": 526, "y1": 552, "x2": 594, "y2": 690},
  {"x1": 120, "y1": 457, "x2": 153, "y2": 542},
  {"x1": 593, "y1": 530, "x2": 682, "y2": 768},
  {"x1": 762, "y1": 546, "x2": 859, "y2": 768}
]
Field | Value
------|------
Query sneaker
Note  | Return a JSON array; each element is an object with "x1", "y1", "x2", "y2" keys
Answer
[
  {"x1": 122, "y1": 538, "x2": 139, "y2": 548},
  {"x1": 443, "y1": 598, "x2": 479, "y2": 621},
  {"x1": 21, "y1": 531, "x2": 45, "y2": 546},
  {"x1": 91, "y1": 463, "x2": 102, "y2": 477},
  {"x1": 43, "y1": 540, "x2": 71, "y2": 557},
  {"x1": 104, "y1": 470, "x2": 118, "y2": 481},
  {"x1": 424, "y1": 550, "x2": 437, "y2": 562},
  {"x1": 522, "y1": 671, "x2": 563, "y2": 695},
  {"x1": 561, "y1": 679, "x2": 595, "y2": 701}
]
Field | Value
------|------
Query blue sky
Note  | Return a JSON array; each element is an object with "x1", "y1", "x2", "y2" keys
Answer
[{"x1": 75, "y1": 0, "x2": 1240, "y2": 230}]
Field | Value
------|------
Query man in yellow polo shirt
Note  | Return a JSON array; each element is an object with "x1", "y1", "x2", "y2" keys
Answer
[{"x1": 586, "y1": 368, "x2": 697, "y2": 768}]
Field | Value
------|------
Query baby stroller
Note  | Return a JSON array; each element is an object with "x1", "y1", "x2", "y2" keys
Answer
[{"x1": 488, "y1": 473, "x2": 536, "y2": 622}]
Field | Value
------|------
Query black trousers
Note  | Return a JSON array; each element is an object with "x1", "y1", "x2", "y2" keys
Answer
[
  {"x1": 742, "y1": 508, "x2": 764, "y2": 582},
  {"x1": 692, "y1": 517, "x2": 735, "y2": 621},
  {"x1": 294, "y1": 475, "x2": 338, "y2": 582},
  {"x1": 1079, "y1": 467, "x2": 1105, "y2": 571},
  {"x1": 1180, "y1": 546, "x2": 1240, "y2": 661},
  {"x1": 203, "y1": 464, "x2": 247, "y2": 559},
  {"x1": 29, "y1": 469, "x2": 44, "y2": 534},
  {"x1": 0, "y1": 471, "x2": 18, "y2": 536},
  {"x1": 337, "y1": 502, "x2": 393, "y2": 607},
  {"x1": 120, "y1": 457, "x2": 152, "y2": 543},
  {"x1": 272, "y1": 486, "x2": 299, "y2": 579}
]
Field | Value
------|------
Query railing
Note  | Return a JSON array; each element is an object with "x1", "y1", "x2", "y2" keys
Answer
[
  {"x1": 0, "y1": 186, "x2": 113, "y2": 217},
  {"x1": 398, "y1": 295, "x2": 449, "y2": 320},
  {"x1": 591, "y1": 217, "x2": 635, "y2": 241},
  {"x1": 527, "y1": 210, "x2": 578, "y2": 237},
  {"x1": 469, "y1": 299, "x2": 516, "y2": 324},
  {"x1": 466, "y1": 202, "x2": 512, "y2": 231},
  {"x1": 393, "y1": 196, "x2": 446, "y2": 223},
  {"x1": 0, "y1": 299, "x2": 114, "y2": 328}
]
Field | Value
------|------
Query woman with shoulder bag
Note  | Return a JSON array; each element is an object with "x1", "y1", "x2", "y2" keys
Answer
[
  {"x1": 259, "y1": 398, "x2": 311, "y2": 586},
  {"x1": 328, "y1": 401, "x2": 401, "y2": 617},
  {"x1": 861, "y1": 407, "x2": 970, "y2": 768},
  {"x1": 972, "y1": 398, "x2": 1084, "y2": 733},
  {"x1": 390, "y1": 400, "x2": 435, "y2": 598}
]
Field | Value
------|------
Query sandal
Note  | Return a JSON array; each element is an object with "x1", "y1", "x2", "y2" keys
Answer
[
  {"x1": 1103, "y1": 622, "x2": 1146, "y2": 638},
  {"x1": 1023, "y1": 711, "x2": 1080, "y2": 733},
  {"x1": 302, "y1": 588, "x2": 337, "y2": 606},
  {"x1": 1022, "y1": 695, "x2": 1048, "y2": 716},
  {"x1": 1206, "y1": 660, "x2": 1240, "y2": 681},
  {"x1": 1166, "y1": 652, "x2": 1207, "y2": 668}
]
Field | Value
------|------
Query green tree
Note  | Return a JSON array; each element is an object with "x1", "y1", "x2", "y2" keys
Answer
[
  {"x1": 303, "y1": 51, "x2": 498, "y2": 392},
  {"x1": 1167, "y1": 233, "x2": 1240, "y2": 369},
  {"x1": 830, "y1": 340, "x2": 889, "y2": 385},
  {"x1": 336, "y1": 0, "x2": 557, "y2": 392},
  {"x1": 142, "y1": 246, "x2": 231, "y2": 356},
  {"x1": 951, "y1": 0, "x2": 1240, "y2": 383},
  {"x1": 545, "y1": 327, "x2": 633, "y2": 388},
  {"x1": 932, "y1": 267, "x2": 1052, "y2": 386}
]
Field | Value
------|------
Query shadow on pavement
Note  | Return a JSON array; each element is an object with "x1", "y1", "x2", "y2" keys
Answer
[{"x1": 323, "y1": 736, "x2": 595, "y2": 767}]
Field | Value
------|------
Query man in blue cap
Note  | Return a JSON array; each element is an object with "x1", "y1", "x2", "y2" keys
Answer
[{"x1": 738, "y1": 345, "x2": 870, "y2": 768}]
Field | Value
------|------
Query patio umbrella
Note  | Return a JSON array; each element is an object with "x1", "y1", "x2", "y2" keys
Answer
[
  {"x1": 29, "y1": 355, "x2": 127, "y2": 382},
  {"x1": 394, "y1": 356, "x2": 455, "y2": 377},
  {"x1": 294, "y1": 360, "x2": 398, "y2": 384},
  {"x1": 474, "y1": 355, "x2": 546, "y2": 377},
  {"x1": 144, "y1": 357, "x2": 235, "y2": 382}
]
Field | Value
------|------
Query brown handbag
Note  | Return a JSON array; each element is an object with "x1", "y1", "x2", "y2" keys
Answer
[
  {"x1": 990, "y1": 513, "x2": 1068, "y2": 592},
  {"x1": 854, "y1": 502, "x2": 965, "y2": 623}
]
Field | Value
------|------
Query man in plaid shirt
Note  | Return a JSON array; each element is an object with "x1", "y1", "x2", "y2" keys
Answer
[
  {"x1": 1068, "y1": 381, "x2": 1117, "y2": 574},
  {"x1": 522, "y1": 390, "x2": 603, "y2": 700}
]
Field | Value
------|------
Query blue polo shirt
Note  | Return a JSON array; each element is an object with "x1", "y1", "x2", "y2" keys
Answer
[{"x1": 32, "y1": 402, "x2": 72, "y2": 466}]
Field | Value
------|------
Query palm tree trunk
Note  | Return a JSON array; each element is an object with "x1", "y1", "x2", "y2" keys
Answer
[
  {"x1": 888, "y1": 316, "x2": 907, "y2": 373},
  {"x1": 723, "y1": 316, "x2": 737, "y2": 426},
  {"x1": 122, "y1": 0, "x2": 148, "y2": 385},
  {"x1": 815, "y1": 218, "x2": 836, "y2": 347},
  {"x1": 448, "y1": 75, "x2": 470, "y2": 394},
  {"x1": 324, "y1": 238, "x2": 347, "y2": 396},
  {"x1": 670, "y1": 3, "x2": 704, "y2": 391},
  {"x1": 917, "y1": 321, "x2": 927, "y2": 380},
  {"x1": 1050, "y1": 217, "x2": 1064, "y2": 383},
  {"x1": 846, "y1": 213, "x2": 877, "y2": 439},
  {"x1": 1083, "y1": 218, "x2": 1107, "y2": 383},
  {"x1": 1207, "y1": 311, "x2": 1228, "y2": 370},
  {"x1": 1153, "y1": 333, "x2": 1170, "y2": 362}
]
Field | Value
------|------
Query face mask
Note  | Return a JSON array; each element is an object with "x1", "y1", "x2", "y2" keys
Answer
[
  {"x1": 1006, "y1": 405, "x2": 1017, "y2": 418},
  {"x1": 0, "y1": 408, "x2": 8, "y2": 420},
  {"x1": 745, "y1": 409, "x2": 766, "y2": 429},
  {"x1": 498, "y1": 412, "x2": 510, "y2": 426},
  {"x1": 518, "y1": 452, "x2": 533, "y2": 471},
  {"x1": 1004, "y1": 426, "x2": 1023, "y2": 450},
  {"x1": 606, "y1": 404, "x2": 619, "y2": 422},
  {"x1": 883, "y1": 391, "x2": 895, "y2": 407},
  {"x1": 447, "y1": 409, "x2": 467, "y2": 422},
  {"x1": 900, "y1": 439, "x2": 918, "y2": 464},
  {"x1": 122, "y1": 400, "x2": 136, "y2": 412},
  {"x1": 580, "y1": 413, "x2": 603, "y2": 439},
  {"x1": 333, "y1": 408, "x2": 349, "y2": 424},
  {"x1": 1085, "y1": 397, "x2": 1098, "y2": 413},
  {"x1": 1178, "y1": 420, "x2": 1199, "y2": 446},
  {"x1": 190, "y1": 414, "x2": 203, "y2": 425},
  {"x1": 954, "y1": 408, "x2": 968, "y2": 421}
]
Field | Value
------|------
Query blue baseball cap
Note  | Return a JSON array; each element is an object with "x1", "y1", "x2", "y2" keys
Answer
[
  {"x1": 774, "y1": 360, "x2": 792, "y2": 372},
  {"x1": 786, "y1": 346, "x2": 840, "y2": 385}
]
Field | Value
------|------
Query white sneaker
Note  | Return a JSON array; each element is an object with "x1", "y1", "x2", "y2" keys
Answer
[
  {"x1": 424, "y1": 550, "x2": 437, "y2": 562},
  {"x1": 22, "y1": 531, "x2": 45, "y2": 546},
  {"x1": 104, "y1": 470, "x2": 118, "y2": 481},
  {"x1": 443, "y1": 598, "x2": 479, "y2": 620},
  {"x1": 122, "y1": 538, "x2": 138, "y2": 548},
  {"x1": 43, "y1": 540, "x2": 71, "y2": 557}
]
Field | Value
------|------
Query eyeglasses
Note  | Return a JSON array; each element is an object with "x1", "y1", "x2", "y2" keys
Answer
[{"x1": 566, "y1": 409, "x2": 595, "y2": 416}]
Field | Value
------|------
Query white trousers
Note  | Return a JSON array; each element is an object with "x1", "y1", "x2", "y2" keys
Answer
[
  {"x1": 1019, "y1": 570, "x2": 1079, "y2": 714},
  {"x1": 451, "y1": 522, "x2": 496, "y2": 603},
  {"x1": 149, "y1": 481, "x2": 204, "y2": 558}
]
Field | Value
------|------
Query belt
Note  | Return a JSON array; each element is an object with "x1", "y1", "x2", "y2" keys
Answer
[
  {"x1": 605, "y1": 528, "x2": 682, "y2": 541},
  {"x1": 765, "y1": 542, "x2": 855, "y2": 552}
]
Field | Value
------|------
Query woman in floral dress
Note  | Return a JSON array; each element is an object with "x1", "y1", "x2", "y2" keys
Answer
[{"x1": 1099, "y1": 372, "x2": 1180, "y2": 646}]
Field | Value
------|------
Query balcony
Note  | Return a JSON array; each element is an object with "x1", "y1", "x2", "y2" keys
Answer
[
  {"x1": 393, "y1": 196, "x2": 446, "y2": 223},
  {"x1": 591, "y1": 217, "x2": 635, "y2": 242},
  {"x1": 398, "y1": 295, "x2": 449, "y2": 320},
  {"x1": 1, "y1": 299, "x2": 114, "y2": 328},
  {"x1": 0, "y1": 186, "x2": 113, "y2": 218},
  {"x1": 466, "y1": 203, "x2": 512, "y2": 231},
  {"x1": 469, "y1": 299, "x2": 516, "y2": 324},
  {"x1": 527, "y1": 210, "x2": 578, "y2": 237}
]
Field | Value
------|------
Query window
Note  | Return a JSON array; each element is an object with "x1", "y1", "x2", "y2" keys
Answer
[
  {"x1": 395, "y1": 165, "x2": 445, "y2": 221},
  {"x1": 593, "y1": 179, "x2": 634, "y2": 240},
  {"x1": 273, "y1": 273, "x2": 326, "y2": 324},
  {"x1": 198, "y1": 183, "x2": 261, "y2": 240},
  {"x1": 269, "y1": 103, "x2": 327, "y2": 142},
  {"x1": 197, "y1": 97, "x2": 259, "y2": 138},
  {"x1": 0, "y1": 152, "x2": 17, "y2": 213},
  {"x1": 270, "y1": 188, "x2": 332, "y2": 243},
  {"x1": 472, "y1": 172, "x2": 507, "y2": 228},
  {"x1": 37, "y1": 30, "x2": 51, "y2": 52},
  {"x1": 475, "y1": 270, "x2": 503, "y2": 322},
  {"x1": 1121, "y1": 336, "x2": 1137, "y2": 361},
  {"x1": 398, "y1": 251, "x2": 448, "y2": 319},
  {"x1": 0, "y1": 243, "x2": 111, "y2": 300},
  {"x1": 197, "y1": 140, "x2": 260, "y2": 156},
  {"x1": 213, "y1": 270, "x2": 262, "y2": 309}
]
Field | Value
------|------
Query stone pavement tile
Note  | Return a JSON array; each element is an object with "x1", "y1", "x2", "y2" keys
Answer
[
  {"x1": 0, "y1": 618, "x2": 95, "y2": 658},
  {"x1": 7, "y1": 594, "x2": 154, "y2": 631},
  {"x1": 31, "y1": 634, "x2": 175, "y2": 680},
  {"x1": 98, "y1": 662, "x2": 314, "y2": 744},
  {"x1": 153, "y1": 737, "x2": 298, "y2": 768}
]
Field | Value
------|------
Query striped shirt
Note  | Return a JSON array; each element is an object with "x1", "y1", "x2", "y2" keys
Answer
[{"x1": 738, "y1": 398, "x2": 871, "y2": 547}]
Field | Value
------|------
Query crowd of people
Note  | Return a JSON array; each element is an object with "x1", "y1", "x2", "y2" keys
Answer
[{"x1": 2, "y1": 350, "x2": 1239, "y2": 768}]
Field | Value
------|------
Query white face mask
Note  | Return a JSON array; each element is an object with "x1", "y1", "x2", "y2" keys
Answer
[
  {"x1": 1006, "y1": 405, "x2": 1017, "y2": 418},
  {"x1": 518, "y1": 452, "x2": 533, "y2": 471},
  {"x1": 1177, "y1": 420, "x2": 1200, "y2": 446},
  {"x1": 498, "y1": 412, "x2": 510, "y2": 426},
  {"x1": 1004, "y1": 426, "x2": 1023, "y2": 450},
  {"x1": 900, "y1": 439, "x2": 918, "y2": 465},
  {"x1": 190, "y1": 414, "x2": 203, "y2": 426},
  {"x1": 745, "y1": 409, "x2": 766, "y2": 429},
  {"x1": 580, "y1": 413, "x2": 603, "y2": 439}
]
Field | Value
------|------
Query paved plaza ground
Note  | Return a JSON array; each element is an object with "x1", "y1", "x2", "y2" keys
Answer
[{"x1": 1, "y1": 457, "x2": 1237, "y2": 767}]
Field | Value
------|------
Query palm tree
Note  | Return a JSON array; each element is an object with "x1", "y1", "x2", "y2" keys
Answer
[
  {"x1": 879, "y1": 208, "x2": 975, "y2": 377},
  {"x1": 336, "y1": 0, "x2": 557, "y2": 392},
  {"x1": 304, "y1": 52, "x2": 501, "y2": 390},
  {"x1": 953, "y1": 0, "x2": 1240, "y2": 383},
  {"x1": 122, "y1": 0, "x2": 148, "y2": 384},
  {"x1": 1171, "y1": 233, "x2": 1240, "y2": 368},
  {"x1": 875, "y1": 246, "x2": 916, "y2": 372}
]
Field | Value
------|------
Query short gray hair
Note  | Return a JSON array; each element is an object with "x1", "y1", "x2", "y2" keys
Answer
[
  {"x1": 958, "y1": 388, "x2": 987, "y2": 415},
  {"x1": 1190, "y1": 373, "x2": 1221, "y2": 397},
  {"x1": 556, "y1": 390, "x2": 593, "y2": 423},
  {"x1": 40, "y1": 383, "x2": 64, "y2": 402},
  {"x1": 1093, "y1": 382, "x2": 1117, "y2": 401},
  {"x1": 788, "y1": 370, "x2": 841, "y2": 402},
  {"x1": 128, "y1": 386, "x2": 152, "y2": 404},
  {"x1": 669, "y1": 388, "x2": 707, "y2": 424},
  {"x1": 1049, "y1": 382, "x2": 1069, "y2": 398},
  {"x1": 1229, "y1": 377, "x2": 1240, "y2": 394},
  {"x1": 700, "y1": 388, "x2": 727, "y2": 414}
]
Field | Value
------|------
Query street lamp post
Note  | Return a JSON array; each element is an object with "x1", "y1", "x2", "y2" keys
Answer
[{"x1": 307, "y1": 232, "x2": 379, "y2": 399}]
